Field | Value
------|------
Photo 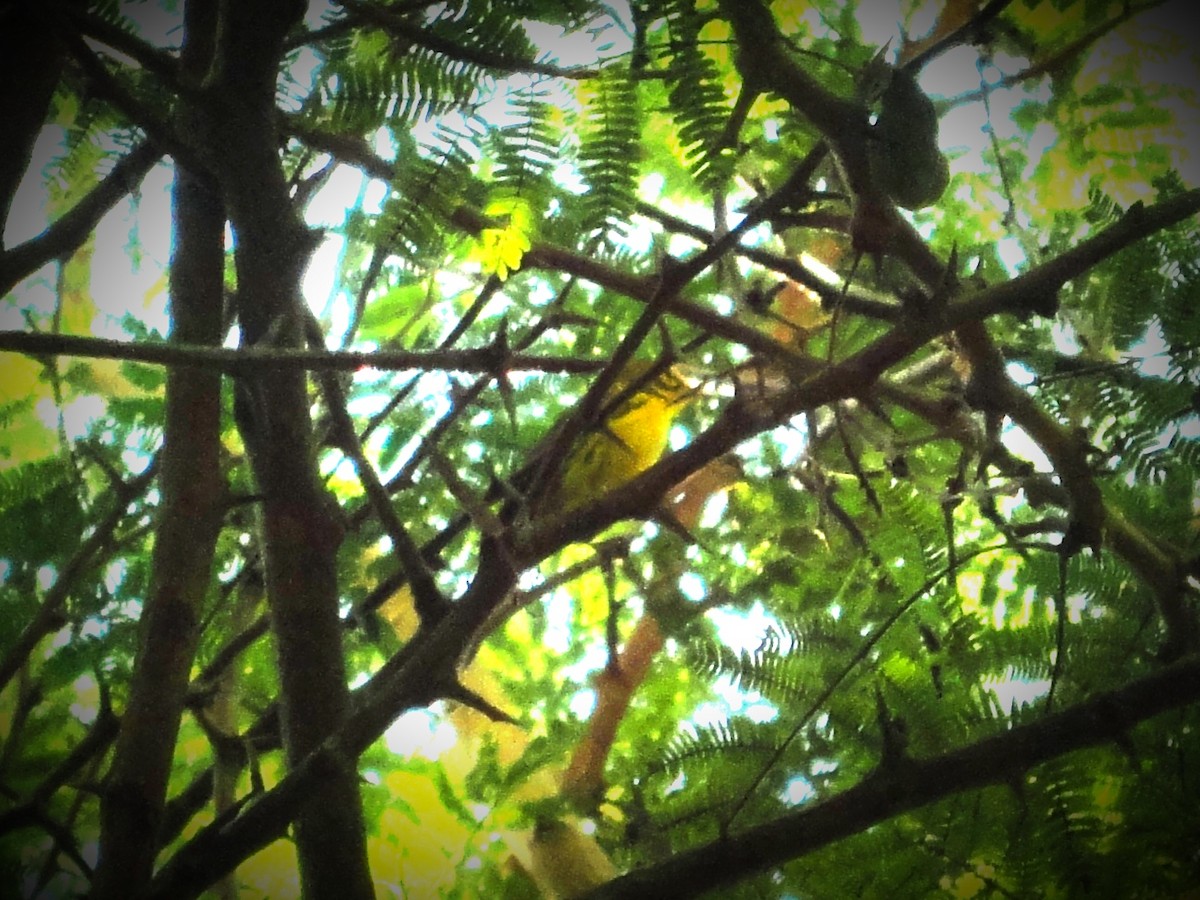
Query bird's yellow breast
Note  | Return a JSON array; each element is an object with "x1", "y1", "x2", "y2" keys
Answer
[{"x1": 556, "y1": 365, "x2": 690, "y2": 511}]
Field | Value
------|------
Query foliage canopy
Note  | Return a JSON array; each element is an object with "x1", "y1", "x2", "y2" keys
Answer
[{"x1": 1, "y1": 1, "x2": 1199, "y2": 898}]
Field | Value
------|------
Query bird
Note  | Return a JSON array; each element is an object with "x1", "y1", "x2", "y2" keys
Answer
[{"x1": 550, "y1": 360, "x2": 695, "y2": 513}]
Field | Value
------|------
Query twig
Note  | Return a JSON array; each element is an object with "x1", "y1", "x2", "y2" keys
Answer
[
  {"x1": 633, "y1": 201, "x2": 899, "y2": 321},
  {"x1": 0, "y1": 330, "x2": 607, "y2": 375},
  {"x1": 946, "y1": 0, "x2": 1169, "y2": 107},
  {"x1": 289, "y1": 121, "x2": 823, "y2": 368},
  {"x1": 305, "y1": 315, "x2": 450, "y2": 624},
  {"x1": 62, "y1": 32, "x2": 196, "y2": 169}
]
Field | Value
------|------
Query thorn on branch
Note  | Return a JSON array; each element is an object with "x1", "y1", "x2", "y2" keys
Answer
[
  {"x1": 442, "y1": 681, "x2": 519, "y2": 726},
  {"x1": 426, "y1": 450, "x2": 506, "y2": 541}
]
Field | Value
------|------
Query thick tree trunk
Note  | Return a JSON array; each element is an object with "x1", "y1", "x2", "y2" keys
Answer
[
  {"x1": 196, "y1": 1, "x2": 374, "y2": 896},
  {"x1": 91, "y1": 4, "x2": 226, "y2": 896}
]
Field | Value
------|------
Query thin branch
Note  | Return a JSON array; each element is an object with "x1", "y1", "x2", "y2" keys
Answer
[
  {"x1": 62, "y1": 32, "x2": 197, "y2": 169},
  {"x1": 348, "y1": 275, "x2": 505, "y2": 452},
  {"x1": 0, "y1": 698, "x2": 119, "y2": 837},
  {"x1": 0, "y1": 671, "x2": 41, "y2": 780},
  {"x1": 903, "y1": 0, "x2": 1016, "y2": 70},
  {"x1": 0, "y1": 141, "x2": 162, "y2": 296},
  {"x1": 633, "y1": 201, "x2": 900, "y2": 321},
  {"x1": 425, "y1": 450, "x2": 506, "y2": 539},
  {"x1": 285, "y1": 15, "x2": 362, "y2": 51},
  {"x1": 288, "y1": 122, "x2": 814, "y2": 367},
  {"x1": 68, "y1": 7, "x2": 182, "y2": 82},
  {"x1": 0, "y1": 330, "x2": 607, "y2": 376},
  {"x1": 452, "y1": 204, "x2": 817, "y2": 364},
  {"x1": 511, "y1": 188, "x2": 1200, "y2": 566},
  {"x1": 726, "y1": 545, "x2": 1015, "y2": 833},
  {"x1": 183, "y1": 306, "x2": 571, "y2": 754},
  {"x1": 949, "y1": 191, "x2": 1200, "y2": 325},
  {"x1": 718, "y1": 0, "x2": 891, "y2": 254},
  {"x1": 946, "y1": 0, "x2": 1170, "y2": 107},
  {"x1": 882, "y1": 178, "x2": 1200, "y2": 651},
  {"x1": 305, "y1": 315, "x2": 450, "y2": 624},
  {"x1": 441, "y1": 682, "x2": 518, "y2": 725}
]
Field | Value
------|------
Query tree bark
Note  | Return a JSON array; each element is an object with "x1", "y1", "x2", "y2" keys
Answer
[
  {"x1": 91, "y1": 3, "x2": 226, "y2": 896},
  {"x1": 0, "y1": 4, "x2": 65, "y2": 243},
  {"x1": 196, "y1": 1, "x2": 374, "y2": 896}
]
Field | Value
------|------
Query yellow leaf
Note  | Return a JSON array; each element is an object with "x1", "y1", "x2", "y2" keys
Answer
[
  {"x1": 477, "y1": 197, "x2": 534, "y2": 280},
  {"x1": 0, "y1": 356, "x2": 57, "y2": 467},
  {"x1": 367, "y1": 835, "x2": 406, "y2": 898},
  {"x1": 377, "y1": 584, "x2": 419, "y2": 642},
  {"x1": 698, "y1": 18, "x2": 732, "y2": 69},
  {"x1": 142, "y1": 272, "x2": 168, "y2": 309},
  {"x1": 0, "y1": 354, "x2": 45, "y2": 405},
  {"x1": 526, "y1": 817, "x2": 617, "y2": 900},
  {"x1": 881, "y1": 652, "x2": 920, "y2": 684},
  {"x1": 55, "y1": 92, "x2": 80, "y2": 126},
  {"x1": 1012, "y1": 0, "x2": 1081, "y2": 35},
  {"x1": 948, "y1": 870, "x2": 987, "y2": 898}
]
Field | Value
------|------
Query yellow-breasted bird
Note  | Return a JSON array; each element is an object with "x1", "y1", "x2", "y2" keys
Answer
[
  {"x1": 548, "y1": 360, "x2": 694, "y2": 513},
  {"x1": 380, "y1": 361, "x2": 695, "y2": 639}
]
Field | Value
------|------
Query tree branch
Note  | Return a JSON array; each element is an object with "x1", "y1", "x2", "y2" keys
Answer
[
  {"x1": 0, "y1": 329, "x2": 606, "y2": 375},
  {"x1": 138, "y1": 152, "x2": 1200, "y2": 900},
  {"x1": 950, "y1": 191, "x2": 1200, "y2": 324},
  {"x1": 584, "y1": 653, "x2": 1200, "y2": 899},
  {"x1": 718, "y1": 0, "x2": 893, "y2": 253},
  {"x1": 0, "y1": 141, "x2": 162, "y2": 297},
  {"x1": 450, "y1": 205, "x2": 808, "y2": 364},
  {"x1": 298, "y1": 118, "x2": 1200, "y2": 660},
  {"x1": 304, "y1": 314, "x2": 450, "y2": 624},
  {"x1": 633, "y1": 200, "x2": 900, "y2": 321},
  {"x1": 931, "y1": 191, "x2": 1200, "y2": 651},
  {"x1": 62, "y1": 31, "x2": 197, "y2": 170},
  {"x1": 0, "y1": 696, "x2": 119, "y2": 837},
  {"x1": 91, "y1": 5, "x2": 225, "y2": 894},
  {"x1": 148, "y1": 645, "x2": 1200, "y2": 899},
  {"x1": 69, "y1": 6, "x2": 183, "y2": 83},
  {"x1": 0, "y1": 5, "x2": 67, "y2": 243},
  {"x1": 145, "y1": 533, "x2": 523, "y2": 900},
  {"x1": 195, "y1": 1, "x2": 374, "y2": 894},
  {"x1": 289, "y1": 122, "x2": 812, "y2": 367},
  {"x1": 946, "y1": 0, "x2": 1170, "y2": 107},
  {"x1": 512, "y1": 189, "x2": 1200, "y2": 566}
]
